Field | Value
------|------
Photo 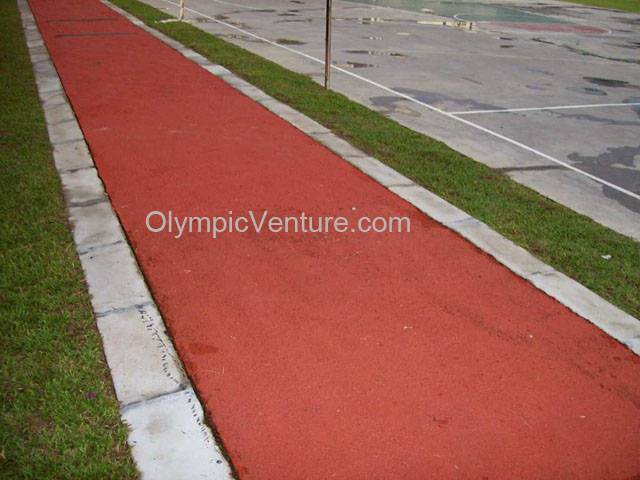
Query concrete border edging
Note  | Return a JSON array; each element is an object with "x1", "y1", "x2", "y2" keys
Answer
[
  {"x1": 103, "y1": 0, "x2": 640, "y2": 356},
  {"x1": 17, "y1": 2, "x2": 234, "y2": 478}
]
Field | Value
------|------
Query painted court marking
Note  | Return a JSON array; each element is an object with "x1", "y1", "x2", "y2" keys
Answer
[
  {"x1": 157, "y1": 0, "x2": 640, "y2": 202},
  {"x1": 449, "y1": 102, "x2": 640, "y2": 115},
  {"x1": 205, "y1": 0, "x2": 266, "y2": 11}
]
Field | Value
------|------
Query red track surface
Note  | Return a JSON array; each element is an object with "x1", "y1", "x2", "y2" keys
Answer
[{"x1": 30, "y1": 0, "x2": 640, "y2": 478}]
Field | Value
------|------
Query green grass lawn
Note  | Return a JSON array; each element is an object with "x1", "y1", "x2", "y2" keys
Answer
[
  {"x1": 565, "y1": 0, "x2": 640, "y2": 13},
  {"x1": 111, "y1": 0, "x2": 640, "y2": 320},
  {"x1": 0, "y1": 0, "x2": 136, "y2": 477}
]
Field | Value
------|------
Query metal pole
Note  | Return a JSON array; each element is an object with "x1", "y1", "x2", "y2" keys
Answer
[
  {"x1": 324, "y1": 0, "x2": 332, "y2": 89},
  {"x1": 178, "y1": 0, "x2": 185, "y2": 21}
]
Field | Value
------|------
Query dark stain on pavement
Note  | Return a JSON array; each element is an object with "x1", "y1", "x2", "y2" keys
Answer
[
  {"x1": 584, "y1": 77, "x2": 640, "y2": 89},
  {"x1": 532, "y1": 38, "x2": 640, "y2": 64},
  {"x1": 568, "y1": 145, "x2": 640, "y2": 213},
  {"x1": 275, "y1": 17, "x2": 313, "y2": 23},
  {"x1": 551, "y1": 100, "x2": 640, "y2": 127},
  {"x1": 337, "y1": 61, "x2": 376, "y2": 69},
  {"x1": 346, "y1": 49, "x2": 406, "y2": 57},
  {"x1": 276, "y1": 38, "x2": 306, "y2": 45},
  {"x1": 371, "y1": 87, "x2": 501, "y2": 114},
  {"x1": 567, "y1": 86, "x2": 608, "y2": 96},
  {"x1": 612, "y1": 16, "x2": 640, "y2": 26},
  {"x1": 499, "y1": 165, "x2": 566, "y2": 172}
]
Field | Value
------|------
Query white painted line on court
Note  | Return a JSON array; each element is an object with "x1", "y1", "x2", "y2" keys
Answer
[
  {"x1": 156, "y1": 0, "x2": 640, "y2": 203},
  {"x1": 450, "y1": 102, "x2": 640, "y2": 115},
  {"x1": 205, "y1": 0, "x2": 266, "y2": 11}
]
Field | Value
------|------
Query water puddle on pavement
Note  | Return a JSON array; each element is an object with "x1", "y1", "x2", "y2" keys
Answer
[
  {"x1": 276, "y1": 38, "x2": 306, "y2": 45},
  {"x1": 335, "y1": 61, "x2": 376, "y2": 68},
  {"x1": 567, "y1": 86, "x2": 608, "y2": 96},
  {"x1": 346, "y1": 49, "x2": 406, "y2": 56}
]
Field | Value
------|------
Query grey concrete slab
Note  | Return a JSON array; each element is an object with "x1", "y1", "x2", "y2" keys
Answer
[
  {"x1": 143, "y1": 0, "x2": 640, "y2": 240},
  {"x1": 27, "y1": 43, "x2": 47, "y2": 57},
  {"x1": 47, "y1": 118, "x2": 84, "y2": 144},
  {"x1": 39, "y1": 89, "x2": 68, "y2": 108},
  {"x1": 32, "y1": 54, "x2": 54, "y2": 69},
  {"x1": 143, "y1": 23, "x2": 184, "y2": 46},
  {"x1": 234, "y1": 83, "x2": 272, "y2": 102},
  {"x1": 26, "y1": 39, "x2": 44, "y2": 48},
  {"x1": 122, "y1": 388, "x2": 233, "y2": 480},
  {"x1": 309, "y1": 131, "x2": 368, "y2": 158},
  {"x1": 507, "y1": 162, "x2": 639, "y2": 236},
  {"x1": 79, "y1": 242, "x2": 152, "y2": 315},
  {"x1": 154, "y1": 34, "x2": 184, "y2": 50},
  {"x1": 69, "y1": 201, "x2": 127, "y2": 252},
  {"x1": 59, "y1": 168, "x2": 106, "y2": 205},
  {"x1": 52, "y1": 139, "x2": 94, "y2": 172},
  {"x1": 180, "y1": 48, "x2": 210, "y2": 65},
  {"x1": 390, "y1": 184, "x2": 471, "y2": 224},
  {"x1": 36, "y1": 75, "x2": 63, "y2": 94},
  {"x1": 344, "y1": 155, "x2": 414, "y2": 186},
  {"x1": 30, "y1": 53, "x2": 50, "y2": 63},
  {"x1": 470, "y1": 107, "x2": 640, "y2": 216},
  {"x1": 257, "y1": 96, "x2": 298, "y2": 116},
  {"x1": 203, "y1": 64, "x2": 232, "y2": 76},
  {"x1": 221, "y1": 72, "x2": 259, "y2": 90},
  {"x1": 44, "y1": 101, "x2": 76, "y2": 125},
  {"x1": 97, "y1": 305, "x2": 188, "y2": 406},
  {"x1": 279, "y1": 110, "x2": 330, "y2": 134}
]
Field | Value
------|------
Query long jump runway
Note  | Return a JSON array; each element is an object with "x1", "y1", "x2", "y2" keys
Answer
[{"x1": 29, "y1": 0, "x2": 640, "y2": 477}]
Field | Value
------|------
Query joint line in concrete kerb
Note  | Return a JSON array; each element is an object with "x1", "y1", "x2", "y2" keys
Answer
[
  {"x1": 95, "y1": 301, "x2": 155, "y2": 318},
  {"x1": 119, "y1": 385, "x2": 189, "y2": 413},
  {"x1": 77, "y1": 240, "x2": 126, "y2": 256},
  {"x1": 67, "y1": 197, "x2": 109, "y2": 208}
]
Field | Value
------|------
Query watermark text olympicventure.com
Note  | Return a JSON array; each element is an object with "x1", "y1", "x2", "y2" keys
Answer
[{"x1": 146, "y1": 210, "x2": 411, "y2": 239}]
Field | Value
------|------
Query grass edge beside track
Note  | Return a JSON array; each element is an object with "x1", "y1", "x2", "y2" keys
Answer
[
  {"x1": 0, "y1": 0, "x2": 137, "y2": 477},
  {"x1": 113, "y1": 0, "x2": 639, "y2": 322},
  {"x1": 563, "y1": 0, "x2": 640, "y2": 13}
]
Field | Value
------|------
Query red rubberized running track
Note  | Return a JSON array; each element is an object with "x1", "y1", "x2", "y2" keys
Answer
[{"x1": 30, "y1": 0, "x2": 640, "y2": 477}]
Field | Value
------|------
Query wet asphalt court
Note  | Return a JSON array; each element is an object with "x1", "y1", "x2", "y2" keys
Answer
[{"x1": 141, "y1": 0, "x2": 640, "y2": 239}]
